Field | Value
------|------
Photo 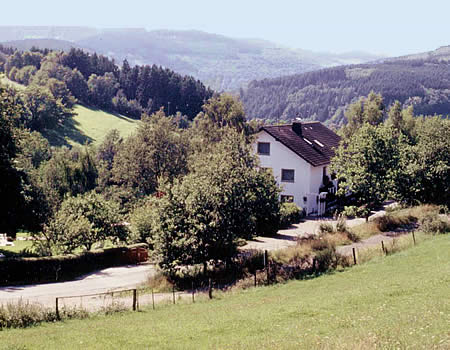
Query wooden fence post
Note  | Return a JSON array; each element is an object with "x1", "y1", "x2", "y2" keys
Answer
[
  {"x1": 172, "y1": 285, "x2": 176, "y2": 304},
  {"x1": 132, "y1": 289, "x2": 137, "y2": 311},
  {"x1": 412, "y1": 231, "x2": 416, "y2": 245},
  {"x1": 152, "y1": 289, "x2": 155, "y2": 310},
  {"x1": 55, "y1": 297, "x2": 60, "y2": 320},
  {"x1": 208, "y1": 278, "x2": 212, "y2": 299},
  {"x1": 352, "y1": 247, "x2": 357, "y2": 265},
  {"x1": 192, "y1": 282, "x2": 195, "y2": 303},
  {"x1": 381, "y1": 240, "x2": 385, "y2": 254},
  {"x1": 254, "y1": 270, "x2": 257, "y2": 287},
  {"x1": 265, "y1": 250, "x2": 269, "y2": 285}
]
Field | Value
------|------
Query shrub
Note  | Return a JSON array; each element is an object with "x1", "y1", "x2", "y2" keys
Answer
[
  {"x1": 312, "y1": 240, "x2": 339, "y2": 273},
  {"x1": 318, "y1": 222, "x2": 334, "y2": 234},
  {"x1": 373, "y1": 214, "x2": 416, "y2": 232},
  {"x1": 0, "y1": 300, "x2": 56, "y2": 329},
  {"x1": 335, "y1": 215, "x2": 348, "y2": 233},
  {"x1": 279, "y1": 202, "x2": 303, "y2": 228},
  {"x1": 419, "y1": 214, "x2": 450, "y2": 234}
]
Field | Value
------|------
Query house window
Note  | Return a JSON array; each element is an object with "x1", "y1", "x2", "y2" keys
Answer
[
  {"x1": 281, "y1": 169, "x2": 295, "y2": 182},
  {"x1": 257, "y1": 142, "x2": 270, "y2": 155},
  {"x1": 280, "y1": 195, "x2": 294, "y2": 203}
]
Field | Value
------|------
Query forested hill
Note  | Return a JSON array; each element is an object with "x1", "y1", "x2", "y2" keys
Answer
[
  {"x1": 0, "y1": 27, "x2": 384, "y2": 91},
  {"x1": 240, "y1": 55, "x2": 450, "y2": 125},
  {"x1": 0, "y1": 46, "x2": 212, "y2": 121}
]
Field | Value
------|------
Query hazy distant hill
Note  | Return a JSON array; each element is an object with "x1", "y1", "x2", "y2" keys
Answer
[
  {"x1": 384, "y1": 45, "x2": 450, "y2": 62},
  {"x1": 240, "y1": 51, "x2": 450, "y2": 124},
  {"x1": 1, "y1": 38, "x2": 84, "y2": 52},
  {"x1": 0, "y1": 26, "x2": 384, "y2": 91}
]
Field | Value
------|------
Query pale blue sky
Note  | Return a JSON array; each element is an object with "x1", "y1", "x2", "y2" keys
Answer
[{"x1": 3, "y1": 0, "x2": 449, "y2": 56}]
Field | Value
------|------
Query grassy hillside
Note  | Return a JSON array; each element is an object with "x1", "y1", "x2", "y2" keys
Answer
[
  {"x1": 0, "y1": 75, "x2": 138, "y2": 147},
  {"x1": 29, "y1": 104, "x2": 139, "y2": 148},
  {"x1": 1, "y1": 235, "x2": 448, "y2": 349}
]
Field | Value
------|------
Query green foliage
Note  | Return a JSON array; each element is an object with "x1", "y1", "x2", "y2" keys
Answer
[
  {"x1": 332, "y1": 123, "x2": 404, "y2": 210},
  {"x1": 112, "y1": 110, "x2": 189, "y2": 196},
  {"x1": 87, "y1": 73, "x2": 119, "y2": 110},
  {"x1": 40, "y1": 191, "x2": 127, "y2": 254},
  {"x1": 318, "y1": 222, "x2": 334, "y2": 234},
  {"x1": 201, "y1": 93, "x2": 247, "y2": 132},
  {"x1": 0, "y1": 86, "x2": 29, "y2": 235},
  {"x1": 394, "y1": 117, "x2": 450, "y2": 206},
  {"x1": 37, "y1": 147, "x2": 98, "y2": 210},
  {"x1": 279, "y1": 202, "x2": 303, "y2": 229},
  {"x1": 13, "y1": 65, "x2": 37, "y2": 85},
  {"x1": 152, "y1": 128, "x2": 281, "y2": 273},
  {"x1": 21, "y1": 85, "x2": 73, "y2": 131},
  {"x1": 341, "y1": 92, "x2": 385, "y2": 138},
  {"x1": 129, "y1": 198, "x2": 158, "y2": 245}
]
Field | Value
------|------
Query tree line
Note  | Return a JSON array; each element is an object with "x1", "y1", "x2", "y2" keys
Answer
[
  {"x1": 240, "y1": 59, "x2": 450, "y2": 127},
  {"x1": 0, "y1": 47, "x2": 213, "y2": 126},
  {"x1": 331, "y1": 92, "x2": 450, "y2": 216}
]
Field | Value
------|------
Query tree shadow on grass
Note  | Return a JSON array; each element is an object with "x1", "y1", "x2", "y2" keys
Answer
[
  {"x1": 41, "y1": 117, "x2": 93, "y2": 147},
  {"x1": 84, "y1": 105, "x2": 138, "y2": 123}
]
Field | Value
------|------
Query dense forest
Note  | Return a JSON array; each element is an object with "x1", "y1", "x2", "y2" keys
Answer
[
  {"x1": 0, "y1": 46, "x2": 213, "y2": 123},
  {"x1": 240, "y1": 58, "x2": 450, "y2": 126}
]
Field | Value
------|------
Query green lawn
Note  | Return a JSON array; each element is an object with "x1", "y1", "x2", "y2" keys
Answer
[{"x1": 1, "y1": 235, "x2": 449, "y2": 349}]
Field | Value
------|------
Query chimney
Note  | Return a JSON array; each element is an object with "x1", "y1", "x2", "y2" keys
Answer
[{"x1": 292, "y1": 121, "x2": 302, "y2": 136}]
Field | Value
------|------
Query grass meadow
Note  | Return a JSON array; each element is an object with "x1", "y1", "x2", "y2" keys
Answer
[{"x1": 1, "y1": 234, "x2": 448, "y2": 349}]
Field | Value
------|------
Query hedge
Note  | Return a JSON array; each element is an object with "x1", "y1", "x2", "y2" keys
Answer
[{"x1": 0, "y1": 243, "x2": 148, "y2": 286}]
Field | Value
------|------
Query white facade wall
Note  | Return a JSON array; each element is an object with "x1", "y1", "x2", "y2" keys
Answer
[{"x1": 255, "y1": 131, "x2": 327, "y2": 215}]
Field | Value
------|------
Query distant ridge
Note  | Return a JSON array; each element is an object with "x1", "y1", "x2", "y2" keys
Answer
[{"x1": 0, "y1": 26, "x2": 386, "y2": 91}]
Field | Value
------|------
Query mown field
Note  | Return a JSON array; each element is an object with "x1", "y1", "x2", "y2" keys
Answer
[{"x1": 1, "y1": 235, "x2": 448, "y2": 349}]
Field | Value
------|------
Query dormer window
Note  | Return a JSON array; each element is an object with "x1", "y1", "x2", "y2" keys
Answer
[
  {"x1": 257, "y1": 142, "x2": 270, "y2": 155},
  {"x1": 314, "y1": 140, "x2": 324, "y2": 147}
]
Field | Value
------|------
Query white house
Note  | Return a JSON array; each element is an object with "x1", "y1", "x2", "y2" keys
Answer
[{"x1": 254, "y1": 121, "x2": 340, "y2": 216}]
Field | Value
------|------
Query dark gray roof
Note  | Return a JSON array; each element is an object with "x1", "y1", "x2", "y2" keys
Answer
[{"x1": 261, "y1": 122, "x2": 341, "y2": 167}]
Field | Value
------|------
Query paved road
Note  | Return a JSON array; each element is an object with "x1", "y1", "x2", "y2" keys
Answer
[
  {"x1": 0, "y1": 264, "x2": 156, "y2": 307},
  {"x1": 242, "y1": 216, "x2": 366, "y2": 251}
]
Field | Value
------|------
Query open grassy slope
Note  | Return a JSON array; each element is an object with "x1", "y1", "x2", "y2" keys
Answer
[
  {"x1": 0, "y1": 75, "x2": 139, "y2": 147},
  {"x1": 1, "y1": 235, "x2": 448, "y2": 349},
  {"x1": 35, "y1": 105, "x2": 139, "y2": 148}
]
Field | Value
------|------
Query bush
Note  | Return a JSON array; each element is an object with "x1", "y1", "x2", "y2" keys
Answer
[
  {"x1": 319, "y1": 222, "x2": 334, "y2": 234},
  {"x1": 279, "y1": 202, "x2": 303, "y2": 228},
  {"x1": 373, "y1": 214, "x2": 416, "y2": 232},
  {"x1": 335, "y1": 215, "x2": 348, "y2": 233},
  {"x1": 341, "y1": 205, "x2": 371, "y2": 218},
  {"x1": 419, "y1": 214, "x2": 450, "y2": 234},
  {"x1": 0, "y1": 300, "x2": 56, "y2": 329}
]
